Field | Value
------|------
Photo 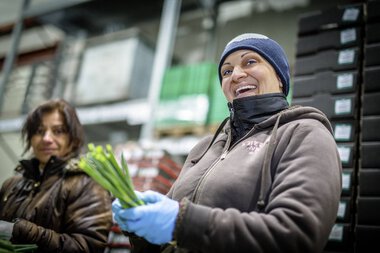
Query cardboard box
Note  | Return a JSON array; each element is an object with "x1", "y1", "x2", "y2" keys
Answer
[{"x1": 74, "y1": 30, "x2": 154, "y2": 105}]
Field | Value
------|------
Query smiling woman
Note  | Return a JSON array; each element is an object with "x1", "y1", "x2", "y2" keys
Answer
[
  {"x1": 220, "y1": 50, "x2": 283, "y2": 101},
  {"x1": 218, "y1": 33, "x2": 290, "y2": 97},
  {"x1": 30, "y1": 111, "x2": 72, "y2": 167},
  {"x1": 111, "y1": 33, "x2": 342, "y2": 253},
  {"x1": 0, "y1": 99, "x2": 113, "y2": 253}
]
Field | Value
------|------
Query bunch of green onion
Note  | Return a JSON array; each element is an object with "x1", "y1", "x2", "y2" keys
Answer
[
  {"x1": 0, "y1": 239, "x2": 37, "y2": 252},
  {"x1": 79, "y1": 143, "x2": 144, "y2": 208}
]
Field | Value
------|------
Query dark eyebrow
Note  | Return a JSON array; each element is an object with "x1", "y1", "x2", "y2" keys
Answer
[
  {"x1": 39, "y1": 124, "x2": 65, "y2": 129},
  {"x1": 241, "y1": 51, "x2": 251, "y2": 58},
  {"x1": 222, "y1": 51, "x2": 256, "y2": 67},
  {"x1": 52, "y1": 124, "x2": 66, "y2": 129}
]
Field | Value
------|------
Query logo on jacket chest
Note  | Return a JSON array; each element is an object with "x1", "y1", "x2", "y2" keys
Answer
[{"x1": 241, "y1": 140, "x2": 264, "y2": 154}]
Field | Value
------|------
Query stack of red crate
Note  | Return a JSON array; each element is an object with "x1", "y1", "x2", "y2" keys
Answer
[
  {"x1": 105, "y1": 143, "x2": 182, "y2": 252},
  {"x1": 131, "y1": 153, "x2": 181, "y2": 194},
  {"x1": 113, "y1": 143, "x2": 182, "y2": 195}
]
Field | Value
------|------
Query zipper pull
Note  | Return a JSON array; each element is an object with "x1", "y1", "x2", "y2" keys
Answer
[
  {"x1": 220, "y1": 150, "x2": 228, "y2": 160},
  {"x1": 228, "y1": 102, "x2": 234, "y2": 120}
]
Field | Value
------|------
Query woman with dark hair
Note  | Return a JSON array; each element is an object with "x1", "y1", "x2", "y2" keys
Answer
[{"x1": 0, "y1": 99, "x2": 113, "y2": 253}]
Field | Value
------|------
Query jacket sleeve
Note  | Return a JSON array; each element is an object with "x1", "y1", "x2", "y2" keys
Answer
[
  {"x1": 174, "y1": 120, "x2": 342, "y2": 253},
  {"x1": 11, "y1": 175, "x2": 113, "y2": 253},
  {"x1": 128, "y1": 135, "x2": 216, "y2": 253},
  {"x1": 127, "y1": 234, "x2": 162, "y2": 253},
  {"x1": 167, "y1": 135, "x2": 215, "y2": 199}
]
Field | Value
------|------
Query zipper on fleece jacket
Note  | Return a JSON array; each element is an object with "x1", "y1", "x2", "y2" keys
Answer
[
  {"x1": 190, "y1": 110, "x2": 283, "y2": 211},
  {"x1": 190, "y1": 118, "x2": 260, "y2": 204},
  {"x1": 256, "y1": 112, "x2": 282, "y2": 211},
  {"x1": 190, "y1": 132, "x2": 232, "y2": 204}
]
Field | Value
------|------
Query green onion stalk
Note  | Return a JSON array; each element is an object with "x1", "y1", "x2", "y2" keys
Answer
[
  {"x1": 0, "y1": 239, "x2": 37, "y2": 252},
  {"x1": 79, "y1": 143, "x2": 144, "y2": 208}
]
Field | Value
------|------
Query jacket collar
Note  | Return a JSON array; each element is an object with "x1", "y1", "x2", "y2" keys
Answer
[
  {"x1": 228, "y1": 93, "x2": 289, "y2": 144},
  {"x1": 18, "y1": 156, "x2": 67, "y2": 181}
]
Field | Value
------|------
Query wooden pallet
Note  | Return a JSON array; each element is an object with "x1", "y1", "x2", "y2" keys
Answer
[{"x1": 154, "y1": 124, "x2": 208, "y2": 138}]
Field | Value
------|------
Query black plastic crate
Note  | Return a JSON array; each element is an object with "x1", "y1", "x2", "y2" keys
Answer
[
  {"x1": 364, "y1": 66, "x2": 380, "y2": 92},
  {"x1": 293, "y1": 70, "x2": 359, "y2": 98},
  {"x1": 297, "y1": 27, "x2": 362, "y2": 56},
  {"x1": 367, "y1": 0, "x2": 380, "y2": 23},
  {"x1": 298, "y1": 3, "x2": 364, "y2": 35},
  {"x1": 359, "y1": 169, "x2": 380, "y2": 196},
  {"x1": 364, "y1": 42, "x2": 380, "y2": 67},
  {"x1": 294, "y1": 48, "x2": 361, "y2": 76},
  {"x1": 337, "y1": 197, "x2": 353, "y2": 223},
  {"x1": 362, "y1": 116, "x2": 380, "y2": 141},
  {"x1": 331, "y1": 120, "x2": 357, "y2": 142},
  {"x1": 292, "y1": 93, "x2": 358, "y2": 120},
  {"x1": 365, "y1": 22, "x2": 380, "y2": 44},
  {"x1": 363, "y1": 92, "x2": 380, "y2": 116},
  {"x1": 355, "y1": 225, "x2": 380, "y2": 253},
  {"x1": 341, "y1": 168, "x2": 355, "y2": 196},
  {"x1": 357, "y1": 197, "x2": 380, "y2": 226},
  {"x1": 361, "y1": 142, "x2": 380, "y2": 168},
  {"x1": 324, "y1": 223, "x2": 354, "y2": 252}
]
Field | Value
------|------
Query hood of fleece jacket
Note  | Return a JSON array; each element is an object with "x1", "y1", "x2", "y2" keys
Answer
[
  {"x1": 256, "y1": 105, "x2": 334, "y2": 135},
  {"x1": 254, "y1": 105, "x2": 334, "y2": 211},
  {"x1": 194, "y1": 105, "x2": 334, "y2": 211}
]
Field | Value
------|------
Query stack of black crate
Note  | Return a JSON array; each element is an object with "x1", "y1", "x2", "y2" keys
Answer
[
  {"x1": 292, "y1": 3, "x2": 365, "y2": 253},
  {"x1": 355, "y1": 0, "x2": 380, "y2": 252}
]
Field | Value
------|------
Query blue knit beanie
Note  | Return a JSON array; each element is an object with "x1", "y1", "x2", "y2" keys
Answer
[{"x1": 218, "y1": 33, "x2": 290, "y2": 96}]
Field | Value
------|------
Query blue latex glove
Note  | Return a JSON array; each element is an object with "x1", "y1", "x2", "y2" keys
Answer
[
  {"x1": 112, "y1": 190, "x2": 179, "y2": 245},
  {"x1": 0, "y1": 220, "x2": 14, "y2": 240}
]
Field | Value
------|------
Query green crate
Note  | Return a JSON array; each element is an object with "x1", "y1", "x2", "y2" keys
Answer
[
  {"x1": 206, "y1": 75, "x2": 229, "y2": 126},
  {"x1": 160, "y1": 66, "x2": 184, "y2": 99},
  {"x1": 157, "y1": 62, "x2": 220, "y2": 130},
  {"x1": 160, "y1": 62, "x2": 216, "y2": 98}
]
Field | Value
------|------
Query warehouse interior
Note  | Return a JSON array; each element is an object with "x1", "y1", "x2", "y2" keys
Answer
[{"x1": 0, "y1": 0, "x2": 378, "y2": 252}]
